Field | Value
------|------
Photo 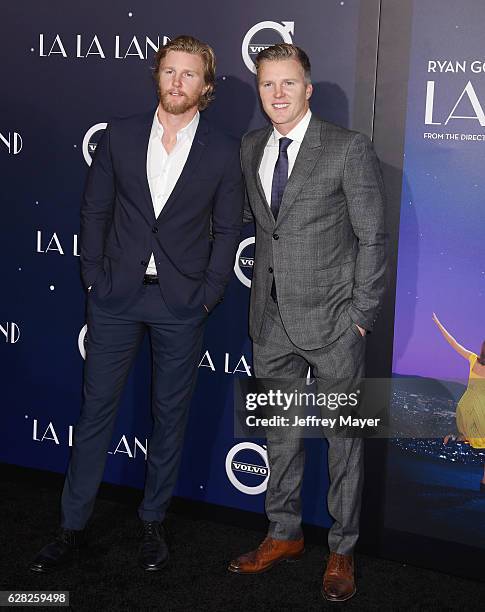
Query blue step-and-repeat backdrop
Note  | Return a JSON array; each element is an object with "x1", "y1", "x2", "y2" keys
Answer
[
  {"x1": 4, "y1": 1, "x2": 485, "y2": 571},
  {"x1": 1, "y1": 0, "x2": 373, "y2": 529}
]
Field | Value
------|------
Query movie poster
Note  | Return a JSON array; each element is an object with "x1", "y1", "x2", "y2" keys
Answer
[{"x1": 386, "y1": 0, "x2": 485, "y2": 548}]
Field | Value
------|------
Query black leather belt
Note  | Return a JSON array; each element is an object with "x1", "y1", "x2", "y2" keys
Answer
[{"x1": 143, "y1": 274, "x2": 159, "y2": 285}]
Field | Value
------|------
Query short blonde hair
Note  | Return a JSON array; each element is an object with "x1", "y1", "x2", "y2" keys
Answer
[{"x1": 255, "y1": 43, "x2": 312, "y2": 84}]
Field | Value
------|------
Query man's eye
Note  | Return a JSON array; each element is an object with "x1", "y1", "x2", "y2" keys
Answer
[{"x1": 285, "y1": 81, "x2": 294, "y2": 86}]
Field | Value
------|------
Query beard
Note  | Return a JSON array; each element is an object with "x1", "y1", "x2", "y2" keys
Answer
[{"x1": 159, "y1": 89, "x2": 201, "y2": 115}]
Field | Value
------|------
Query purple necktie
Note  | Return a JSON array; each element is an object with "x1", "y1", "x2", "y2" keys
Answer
[
  {"x1": 269, "y1": 137, "x2": 292, "y2": 302},
  {"x1": 270, "y1": 137, "x2": 292, "y2": 221}
]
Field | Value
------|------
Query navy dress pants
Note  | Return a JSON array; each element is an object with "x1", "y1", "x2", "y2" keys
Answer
[{"x1": 61, "y1": 284, "x2": 206, "y2": 530}]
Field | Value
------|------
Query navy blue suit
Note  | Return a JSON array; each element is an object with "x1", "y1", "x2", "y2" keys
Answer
[
  {"x1": 81, "y1": 110, "x2": 244, "y2": 315},
  {"x1": 61, "y1": 110, "x2": 244, "y2": 529}
]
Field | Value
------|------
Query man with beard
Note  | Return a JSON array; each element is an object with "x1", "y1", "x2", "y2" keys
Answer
[{"x1": 30, "y1": 35, "x2": 244, "y2": 573}]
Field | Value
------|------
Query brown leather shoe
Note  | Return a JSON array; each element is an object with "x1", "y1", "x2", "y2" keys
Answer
[
  {"x1": 322, "y1": 552, "x2": 356, "y2": 602},
  {"x1": 228, "y1": 536, "x2": 304, "y2": 574}
]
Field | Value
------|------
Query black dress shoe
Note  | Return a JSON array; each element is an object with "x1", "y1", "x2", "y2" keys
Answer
[
  {"x1": 30, "y1": 528, "x2": 84, "y2": 573},
  {"x1": 138, "y1": 521, "x2": 169, "y2": 571}
]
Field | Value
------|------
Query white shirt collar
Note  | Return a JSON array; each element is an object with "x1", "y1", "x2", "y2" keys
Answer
[
  {"x1": 271, "y1": 108, "x2": 312, "y2": 146},
  {"x1": 152, "y1": 108, "x2": 200, "y2": 142}
]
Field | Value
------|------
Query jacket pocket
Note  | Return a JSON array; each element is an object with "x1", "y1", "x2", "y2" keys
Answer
[{"x1": 315, "y1": 260, "x2": 354, "y2": 286}]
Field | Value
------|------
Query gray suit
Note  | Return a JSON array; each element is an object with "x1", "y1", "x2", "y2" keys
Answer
[{"x1": 242, "y1": 115, "x2": 387, "y2": 554}]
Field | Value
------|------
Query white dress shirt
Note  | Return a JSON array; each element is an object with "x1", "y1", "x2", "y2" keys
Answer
[
  {"x1": 145, "y1": 109, "x2": 200, "y2": 275},
  {"x1": 258, "y1": 109, "x2": 312, "y2": 207}
]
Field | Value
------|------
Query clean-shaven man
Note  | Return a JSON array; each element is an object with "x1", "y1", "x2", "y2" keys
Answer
[
  {"x1": 30, "y1": 35, "x2": 244, "y2": 573},
  {"x1": 228, "y1": 44, "x2": 387, "y2": 602}
]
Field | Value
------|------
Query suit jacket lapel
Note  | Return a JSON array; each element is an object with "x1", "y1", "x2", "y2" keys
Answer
[
  {"x1": 156, "y1": 116, "x2": 209, "y2": 222},
  {"x1": 135, "y1": 109, "x2": 158, "y2": 222},
  {"x1": 250, "y1": 126, "x2": 274, "y2": 224},
  {"x1": 276, "y1": 116, "x2": 325, "y2": 225}
]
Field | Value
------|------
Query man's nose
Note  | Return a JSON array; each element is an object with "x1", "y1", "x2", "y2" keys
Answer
[{"x1": 274, "y1": 84, "x2": 284, "y2": 98}]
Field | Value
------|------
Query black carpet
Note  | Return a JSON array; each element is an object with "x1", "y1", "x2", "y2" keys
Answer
[{"x1": 1, "y1": 466, "x2": 485, "y2": 611}]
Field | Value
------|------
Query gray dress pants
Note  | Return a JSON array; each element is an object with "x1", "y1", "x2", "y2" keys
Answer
[{"x1": 252, "y1": 298, "x2": 365, "y2": 555}]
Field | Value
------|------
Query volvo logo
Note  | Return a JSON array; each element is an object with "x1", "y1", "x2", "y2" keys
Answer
[
  {"x1": 82, "y1": 123, "x2": 107, "y2": 166},
  {"x1": 225, "y1": 442, "x2": 269, "y2": 495},
  {"x1": 242, "y1": 21, "x2": 295, "y2": 74},
  {"x1": 234, "y1": 236, "x2": 255, "y2": 288},
  {"x1": 78, "y1": 324, "x2": 88, "y2": 359}
]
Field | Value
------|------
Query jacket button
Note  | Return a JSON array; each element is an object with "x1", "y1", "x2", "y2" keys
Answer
[
  {"x1": 152, "y1": 226, "x2": 158, "y2": 233},
  {"x1": 268, "y1": 267, "x2": 273, "y2": 273},
  {"x1": 272, "y1": 233, "x2": 279, "y2": 240}
]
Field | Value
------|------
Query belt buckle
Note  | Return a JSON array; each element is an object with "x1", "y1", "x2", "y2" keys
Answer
[{"x1": 143, "y1": 274, "x2": 158, "y2": 285}]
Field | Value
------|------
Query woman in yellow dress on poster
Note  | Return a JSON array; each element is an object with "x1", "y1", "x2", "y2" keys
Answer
[{"x1": 432, "y1": 313, "x2": 485, "y2": 491}]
